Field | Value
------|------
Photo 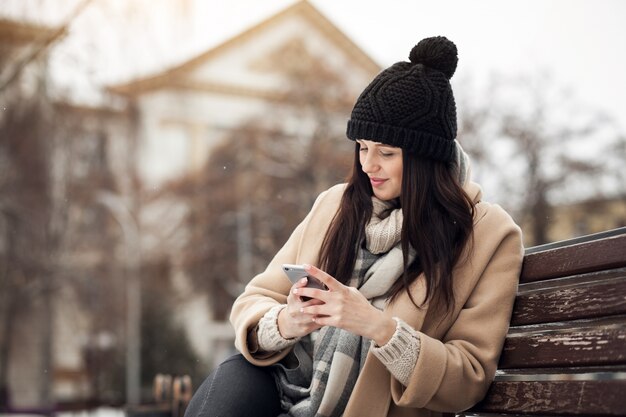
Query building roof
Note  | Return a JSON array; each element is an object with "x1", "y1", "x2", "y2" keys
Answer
[
  {"x1": 108, "y1": 1, "x2": 381, "y2": 96},
  {"x1": 0, "y1": 18, "x2": 58, "y2": 44}
]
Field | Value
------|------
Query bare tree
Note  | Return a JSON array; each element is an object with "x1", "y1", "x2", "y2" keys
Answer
[
  {"x1": 457, "y1": 73, "x2": 625, "y2": 245},
  {"x1": 0, "y1": 21, "x2": 130, "y2": 412},
  {"x1": 0, "y1": 94, "x2": 54, "y2": 408}
]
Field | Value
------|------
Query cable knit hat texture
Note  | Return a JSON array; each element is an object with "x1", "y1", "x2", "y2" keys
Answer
[{"x1": 347, "y1": 36, "x2": 459, "y2": 162}]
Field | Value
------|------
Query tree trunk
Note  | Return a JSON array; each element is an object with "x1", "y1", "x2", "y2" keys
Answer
[
  {"x1": 532, "y1": 190, "x2": 551, "y2": 245},
  {"x1": 38, "y1": 279, "x2": 54, "y2": 414},
  {"x1": 0, "y1": 221, "x2": 18, "y2": 409},
  {"x1": 0, "y1": 291, "x2": 17, "y2": 409}
]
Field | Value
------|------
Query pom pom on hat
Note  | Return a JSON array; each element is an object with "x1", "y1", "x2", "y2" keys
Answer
[{"x1": 409, "y1": 36, "x2": 458, "y2": 80}]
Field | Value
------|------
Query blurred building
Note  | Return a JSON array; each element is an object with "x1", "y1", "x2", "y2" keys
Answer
[
  {"x1": 108, "y1": 0, "x2": 379, "y2": 373},
  {"x1": 0, "y1": 17, "x2": 81, "y2": 409},
  {"x1": 1, "y1": 0, "x2": 379, "y2": 409},
  {"x1": 110, "y1": 1, "x2": 378, "y2": 186}
]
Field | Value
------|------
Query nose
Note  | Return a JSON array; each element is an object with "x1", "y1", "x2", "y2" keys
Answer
[{"x1": 361, "y1": 152, "x2": 379, "y2": 174}]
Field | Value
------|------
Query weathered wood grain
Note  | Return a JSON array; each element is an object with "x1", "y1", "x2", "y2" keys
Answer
[
  {"x1": 499, "y1": 325, "x2": 626, "y2": 369},
  {"x1": 511, "y1": 275, "x2": 626, "y2": 326},
  {"x1": 521, "y1": 234, "x2": 626, "y2": 283},
  {"x1": 471, "y1": 380, "x2": 626, "y2": 416}
]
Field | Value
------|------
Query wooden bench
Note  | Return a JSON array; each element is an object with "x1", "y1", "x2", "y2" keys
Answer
[{"x1": 461, "y1": 227, "x2": 626, "y2": 417}]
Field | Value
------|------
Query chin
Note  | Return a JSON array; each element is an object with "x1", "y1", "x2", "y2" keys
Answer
[{"x1": 374, "y1": 191, "x2": 398, "y2": 201}]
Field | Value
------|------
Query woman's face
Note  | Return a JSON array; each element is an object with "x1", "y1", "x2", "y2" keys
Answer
[{"x1": 357, "y1": 139, "x2": 403, "y2": 201}]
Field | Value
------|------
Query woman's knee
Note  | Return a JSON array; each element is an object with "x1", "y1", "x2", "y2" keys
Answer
[{"x1": 184, "y1": 354, "x2": 281, "y2": 417}]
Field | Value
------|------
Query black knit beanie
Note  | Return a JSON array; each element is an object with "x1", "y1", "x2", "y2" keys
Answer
[{"x1": 346, "y1": 36, "x2": 458, "y2": 162}]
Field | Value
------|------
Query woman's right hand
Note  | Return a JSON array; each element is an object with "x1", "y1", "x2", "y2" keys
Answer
[{"x1": 277, "y1": 277, "x2": 324, "y2": 339}]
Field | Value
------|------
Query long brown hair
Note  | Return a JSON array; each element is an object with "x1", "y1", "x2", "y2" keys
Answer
[{"x1": 318, "y1": 143, "x2": 475, "y2": 312}]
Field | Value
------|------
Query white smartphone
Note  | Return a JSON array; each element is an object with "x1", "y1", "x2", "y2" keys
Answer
[{"x1": 281, "y1": 264, "x2": 327, "y2": 292}]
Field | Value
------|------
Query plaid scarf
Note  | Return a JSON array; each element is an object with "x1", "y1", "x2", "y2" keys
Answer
[{"x1": 273, "y1": 242, "x2": 409, "y2": 417}]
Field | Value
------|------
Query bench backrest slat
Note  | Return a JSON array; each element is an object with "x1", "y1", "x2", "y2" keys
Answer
[
  {"x1": 500, "y1": 322, "x2": 626, "y2": 368},
  {"x1": 512, "y1": 269, "x2": 626, "y2": 326},
  {"x1": 520, "y1": 234, "x2": 626, "y2": 283}
]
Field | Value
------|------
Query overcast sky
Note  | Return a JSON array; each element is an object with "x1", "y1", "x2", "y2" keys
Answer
[{"x1": 185, "y1": 0, "x2": 626, "y2": 129}]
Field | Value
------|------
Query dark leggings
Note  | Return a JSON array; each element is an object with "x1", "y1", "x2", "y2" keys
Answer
[{"x1": 184, "y1": 354, "x2": 282, "y2": 417}]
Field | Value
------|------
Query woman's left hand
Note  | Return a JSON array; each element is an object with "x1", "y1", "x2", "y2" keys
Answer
[{"x1": 295, "y1": 264, "x2": 396, "y2": 346}]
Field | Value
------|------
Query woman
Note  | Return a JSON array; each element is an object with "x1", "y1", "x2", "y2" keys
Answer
[{"x1": 185, "y1": 36, "x2": 523, "y2": 417}]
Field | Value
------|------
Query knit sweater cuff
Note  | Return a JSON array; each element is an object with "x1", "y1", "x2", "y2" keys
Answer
[
  {"x1": 371, "y1": 317, "x2": 421, "y2": 386},
  {"x1": 257, "y1": 304, "x2": 300, "y2": 352}
]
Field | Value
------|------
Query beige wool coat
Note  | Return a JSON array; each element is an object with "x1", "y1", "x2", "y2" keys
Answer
[{"x1": 230, "y1": 182, "x2": 524, "y2": 417}]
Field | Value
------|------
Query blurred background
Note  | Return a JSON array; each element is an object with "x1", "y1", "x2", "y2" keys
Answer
[{"x1": 0, "y1": 0, "x2": 625, "y2": 413}]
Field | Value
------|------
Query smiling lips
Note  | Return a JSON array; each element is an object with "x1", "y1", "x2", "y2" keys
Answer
[{"x1": 369, "y1": 178, "x2": 387, "y2": 187}]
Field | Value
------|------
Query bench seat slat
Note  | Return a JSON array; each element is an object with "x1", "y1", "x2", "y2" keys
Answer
[
  {"x1": 521, "y1": 234, "x2": 626, "y2": 283},
  {"x1": 470, "y1": 380, "x2": 626, "y2": 416},
  {"x1": 511, "y1": 273, "x2": 626, "y2": 326}
]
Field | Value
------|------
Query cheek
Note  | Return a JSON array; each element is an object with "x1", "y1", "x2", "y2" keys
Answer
[{"x1": 393, "y1": 161, "x2": 403, "y2": 182}]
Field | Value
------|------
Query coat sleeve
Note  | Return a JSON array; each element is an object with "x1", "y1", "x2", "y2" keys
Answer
[
  {"x1": 229, "y1": 185, "x2": 344, "y2": 366},
  {"x1": 390, "y1": 205, "x2": 524, "y2": 412}
]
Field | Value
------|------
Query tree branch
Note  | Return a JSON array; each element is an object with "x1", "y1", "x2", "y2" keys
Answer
[{"x1": 0, "y1": 0, "x2": 96, "y2": 94}]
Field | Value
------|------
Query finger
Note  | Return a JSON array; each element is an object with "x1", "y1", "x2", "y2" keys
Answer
[
  {"x1": 300, "y1": 303, "x2": 328, "y2": 317},
  {"x1": 296, "y1": 294, "x2": 324, "y2": 307},
  {"x1": 295, "y1": 287, "x2": 330, "y2": 303},
  {"x1": 296, "y1": 295, "x2": 325, "y2": 307},
  {"x1": 288, "y1": 278, "x2": 309, "y2": 302},
  {"x1": 303, "y1": 264, "x2": 343, "y2": 292},
  {"x1": 301, "y1": 297, "x2": 324, "y2": 307},
  {"x1": 293, "y1": 277, "x2": 308, "y2": 289}
]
